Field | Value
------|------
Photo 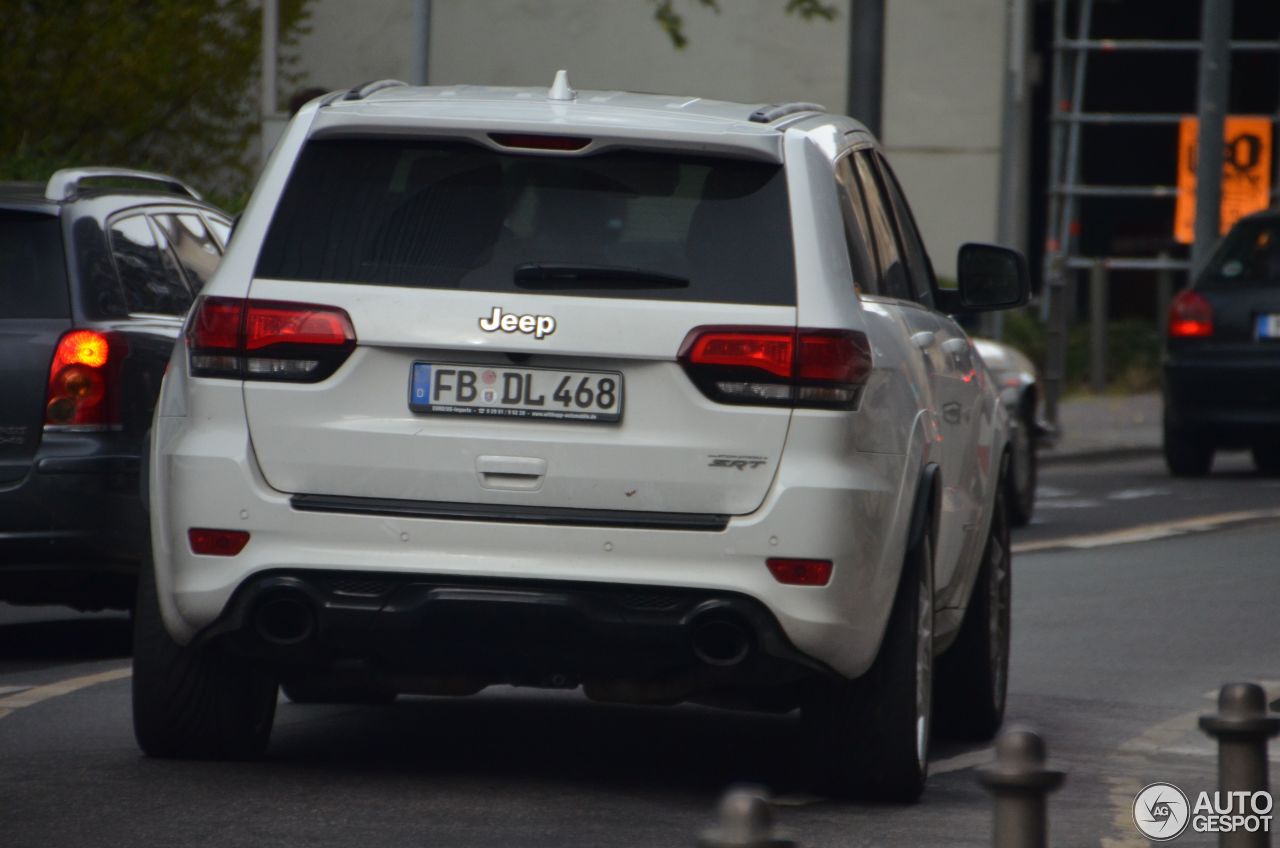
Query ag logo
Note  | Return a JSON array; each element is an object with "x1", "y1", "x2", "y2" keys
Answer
[{"x1": 1134, "y1": 783, "x2": 1191, "y2": 841}]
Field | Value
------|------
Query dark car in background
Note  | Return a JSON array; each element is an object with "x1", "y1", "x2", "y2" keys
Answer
[
  {"x1": 0, "y1": 168, "x2": 231, "y2": 609},
  {"x1": 1164, "y1": 208, "x2": 1280, "y2": 477}
]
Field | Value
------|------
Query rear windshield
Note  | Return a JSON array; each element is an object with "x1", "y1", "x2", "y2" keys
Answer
[
  {"x1": 0, "y1": 211, "x2": 69, "y2": 319},
  {"x1": 1203, "y1": 217, "x2": 1280, "y2": 286},
  {"x1": 256, "y1": 138, "x2": 796, "y2": 305}
]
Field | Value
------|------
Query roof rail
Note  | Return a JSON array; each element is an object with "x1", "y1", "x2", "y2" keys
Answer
[
  {"x1": 343, "y1": 79, "x2": 410, "y2": 102},
  {"x1": 747, "y1": 102, "x2": 826, "y2": 124},
  {"x1": 44, "y1": 167, "x2": 202, "y2": 202}
]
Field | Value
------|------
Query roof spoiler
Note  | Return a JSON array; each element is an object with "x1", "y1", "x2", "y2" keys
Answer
[
  {"x1": 44, "y1": 167, "x2": 202, "y2": 202},
  {"x1": 748, "y1": 102, "x2": 826, "y2": 124}
]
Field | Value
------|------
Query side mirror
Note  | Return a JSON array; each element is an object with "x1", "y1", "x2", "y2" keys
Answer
[{"x1": 940, "y1": 243, "x2": 1031, "y2": 313}]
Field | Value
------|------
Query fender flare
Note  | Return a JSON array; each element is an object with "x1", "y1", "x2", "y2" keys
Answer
[{"x1": 906, "y1": 461, "x2": 940, "y2": 554}]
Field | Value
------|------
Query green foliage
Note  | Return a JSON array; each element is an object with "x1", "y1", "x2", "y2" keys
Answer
[
  {"x1": 650, "y1": 0, "x2": 838, "y2": 49},
  {"x1": 0, "y1": 1, "x2": 311, "y2": 202},
  {"x1": 998, "y1": 310, "x2": 1163, "y2": 393}
]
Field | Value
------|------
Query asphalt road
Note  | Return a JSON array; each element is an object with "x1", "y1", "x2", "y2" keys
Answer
[{"x1": 1, "y1": 453, "x2": 1278, "y2": 847}]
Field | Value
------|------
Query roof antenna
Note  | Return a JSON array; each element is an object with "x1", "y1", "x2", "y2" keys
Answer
[{"x1": 548, "y1": 69, "x2": 576, "y2": 102}]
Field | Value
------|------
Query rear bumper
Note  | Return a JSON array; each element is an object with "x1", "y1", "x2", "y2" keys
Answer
[
  {"x1": 151, "y1": 412, "x2": 915, "y2": 680},
  {"x1": 0, "y1": 433, "x2": 144, "y2": 608},
  {"x1": 1164, "y1": 357, "x2": 1280, "y2": 443},
  {"x1": 201, "y1": 570, "x2": 830, "y2": 700}
]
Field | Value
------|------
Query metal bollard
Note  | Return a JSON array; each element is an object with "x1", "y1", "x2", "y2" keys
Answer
[
  {"x1": 1199, "y1": 683, "x2": 1280, "y2": 848},
  {"x1": 978, "y1": 728, "x2": 1066, "y2": 848},
  {"x1": 698, "y1": 786, "x2": 795, "y2": 848}
]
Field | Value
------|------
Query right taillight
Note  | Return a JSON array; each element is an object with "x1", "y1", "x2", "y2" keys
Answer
[
  {"x1": 678, "y1": 326, "x2": 872, "y2": 409},
  {"x1": 187, "y1": 296, "x2": 356, "y2": 381},
  {"x1": 1168, "y1": 289, "x2": 1213, "y2": 338}
]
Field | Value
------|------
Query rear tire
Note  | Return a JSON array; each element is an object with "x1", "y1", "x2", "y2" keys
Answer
[
  {"x1": 1163, "y1": 419, "x2": 1213, "y2": 477},
  {"x1": 132, "y1": 550, "x2": 277, "y2": 759},
  {"x1": 803, "y1": 526, "x2": 934, "y2": 802},
  {"x1": 936, "y1": 463, "x2": 1011, "y2": 741},
  {"x1": 1252, "y1": 444, "x2": 1280, "y2": 477}
]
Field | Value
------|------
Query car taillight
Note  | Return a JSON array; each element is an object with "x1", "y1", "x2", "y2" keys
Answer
[
  {"x1": 1168, "y1": 289, "x2": 1213, "y2": 338},
  {"x1": 678, "y1": 326, "x2": 872, "y2": 409},
  {"x1": 44, "y1": 329, "x2": 126, "y2": 430},
  {"x1": 187, "y1": 296, "x2": 356, "y2": 381}
]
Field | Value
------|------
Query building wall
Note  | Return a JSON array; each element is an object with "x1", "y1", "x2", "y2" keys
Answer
[{"x1": 291, "y1": 0, "x2": 1010, "y2": 276}]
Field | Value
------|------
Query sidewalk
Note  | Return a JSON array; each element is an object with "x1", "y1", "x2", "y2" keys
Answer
[{"x1": 1041, "y1": 391, "x2": 1161, "y2": 464}]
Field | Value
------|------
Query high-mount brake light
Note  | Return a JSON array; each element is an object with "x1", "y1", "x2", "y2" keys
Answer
[
  {"x1": 44, "y1": 329, "x2": 126, "y2": 430},
  {"x1": 1168, "y1": 289, "x2": 1213, "y2": 338},
  {"x1": 678, "y1": 326, "x2": 872, "y2": 410},
  {"x1": 488, "y1": 133, "x2": 592, "y2": 151},
  {"x1": 187, "y1": 296, "x2": 356, "y2": 381}
]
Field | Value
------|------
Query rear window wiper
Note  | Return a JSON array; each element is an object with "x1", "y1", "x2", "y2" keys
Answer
[{"x1": 514, "y1": 263, "x2": 689, "y2": 290}]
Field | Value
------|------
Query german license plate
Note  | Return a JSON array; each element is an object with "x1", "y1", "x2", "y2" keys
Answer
[
  {"x1": 409, "y1": 363, "x2": 623, "y2": 423},
  {"x1": 1256, "y1": 314, "x2": 1280, "y2": 339}
]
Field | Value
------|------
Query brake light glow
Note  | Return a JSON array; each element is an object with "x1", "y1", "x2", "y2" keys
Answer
[
  {"x1": 1168, "y1": 290, "x2": 1213, "y2": 338},
  {"x1": 678, "y1": 326, "x2": 872, "y2": 409},
  {"x1": 187, "y1": 297, "x2": 356, "y2": 381},
  {"x1": 188, "y1": 528, "x2": 251, "y2": 557},
  {"x1": 767, "y1": 558, "x2": 834, "y2": 586},
  {"x1": 44, "y1": 330, "x2": 125, "y2": 429}
]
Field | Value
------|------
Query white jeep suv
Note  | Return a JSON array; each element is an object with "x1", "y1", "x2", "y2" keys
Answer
[{"x1": 134, "y1": 74, "x2": 1029, "y2": 801}]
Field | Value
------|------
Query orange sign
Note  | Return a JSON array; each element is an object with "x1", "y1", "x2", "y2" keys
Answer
[{"x1": 1175, "y1": 116, "x2": 1272, "y2": 244}]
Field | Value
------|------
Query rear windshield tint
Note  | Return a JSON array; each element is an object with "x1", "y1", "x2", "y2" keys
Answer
[
  {"x1": 1203, "y1": 217, "x2": 1280, "y2": 286},
  {"x1": 256, "y1": 139, "x2": 796, "y2": 305},
  {"x1": 0, "y1": 211, "x2": 69, "y2": 319}
]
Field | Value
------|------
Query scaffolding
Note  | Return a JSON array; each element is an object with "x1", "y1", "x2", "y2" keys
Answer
[{"x1": 1041, "y1": 0, "x2": 1280, "y2": 425}]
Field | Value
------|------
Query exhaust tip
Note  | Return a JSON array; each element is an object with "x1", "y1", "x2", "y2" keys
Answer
[
  {"x1": 692, "y1": 617, "x2": 752, "y2": 667},
  {"x1": 252, "y1": 593, "x2": 316, "y2": 646}
]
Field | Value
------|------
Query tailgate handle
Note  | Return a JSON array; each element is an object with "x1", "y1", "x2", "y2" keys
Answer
[{"x1": 476, "y1": 456, "x2": 547, "y2": 491}]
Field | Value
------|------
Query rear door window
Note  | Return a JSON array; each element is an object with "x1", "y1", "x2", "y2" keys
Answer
[
  {"x1": 109, "y1": 214, "x2": 193, "y2": 314},
  {"x1": 850, "y1": 151, "x2": 913, "y2": 302},
  {"x1": 1205, "y1": 217, "x2": 1280, "y2": 285},
  {"x1": 0, "y1": 211, "x2": 69, "y2": 318},
  {"x1": 257, "y1": 138, "x2": 796, "y2": 305},
  {"x1": 873, "y1": 152, "x2": 938, "y2": 309},
  {"x1": 153, "y1": 213, "x2": 222, "y2": 291}
]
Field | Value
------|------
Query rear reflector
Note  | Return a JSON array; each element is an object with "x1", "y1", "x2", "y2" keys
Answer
[
  {"x1": 679, "y1": 326, "x2": 871, "y2": 409},
  {"x1": 187, "y1": 296, "x2": 356, "y2": 381},
  {"x1": 1168, "y1": 289, "x2": 1213, "y2": 338},
  {"x1": 488, "y1": 133, "x2": 591, "y2": 151},
  {"x1": 44, "y1": 329, "x2": 126, "y2": 430},
  {"x1": 188, "y1": 528, "x2": 250, "y2": 557},
  {"x1": 767, "y1": 558, "x2": 833, "y2": 586}
]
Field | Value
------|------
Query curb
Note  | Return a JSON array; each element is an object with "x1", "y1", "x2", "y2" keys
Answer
[{"x1": 1039, "y1": 445, "x2": 1161, "y2": 467}]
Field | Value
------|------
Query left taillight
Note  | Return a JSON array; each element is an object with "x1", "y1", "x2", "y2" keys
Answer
[
  {"x1": 44, "y1": 329, "x2": 126, "y2": 430},
  {"x1": 187, "y1": 296, "x2": 356, "y2": 381},
  {"x1": 678, "y1": 326, "x2": 872, "y2": 410}
]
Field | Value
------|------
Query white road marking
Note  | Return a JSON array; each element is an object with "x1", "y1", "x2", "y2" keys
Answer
[
  {"x1": 931, "y1": 747, "x2": 994, "y2": 775},
  {"x1": 1013, "y1": 508, "x2": 1280, "y2": 554},
  {"x1": 1036, "y1": 499, "x2": 1105, "y2": 509},
  {"x1": 1036, "y1": 486, "x2": 1076, "y2": 498},
  {"x1": 1106, "y1": 488, "x2": 1170, "y2": 501},
  {"x1": 0, "y1": 666, "x2": 131, "y2": 720},
  {"x1": 0, "y1": 685, "x2": 32, "y2": 696}
]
